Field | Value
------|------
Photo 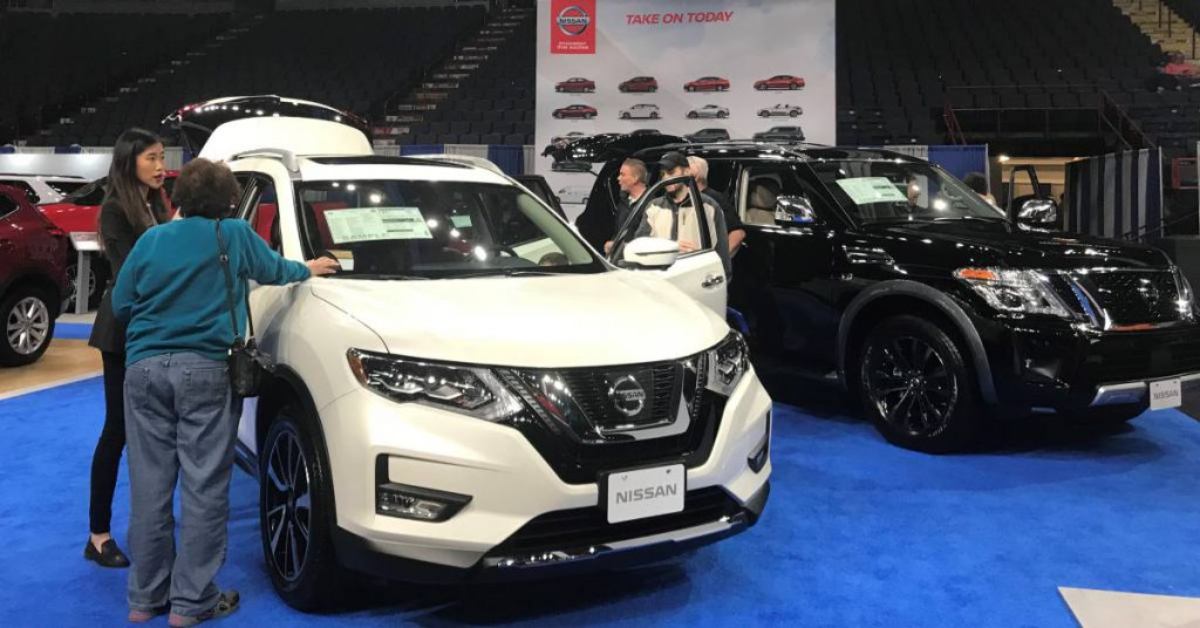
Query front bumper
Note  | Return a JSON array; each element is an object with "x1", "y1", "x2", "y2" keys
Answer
[
  {"x1": 975, "y1": 316, "x2": 1200, "y2": 412},
  {"x1": 317, "y1": 366, "x2": 773, "y2": 582}
]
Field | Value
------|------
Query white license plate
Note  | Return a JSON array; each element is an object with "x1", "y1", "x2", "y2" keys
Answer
[
  {"x1": 605, "y1": 464, "x2": 686, "y2": 524},
  {"x1": 1150, "y1": 379, "x2": 1183, "y2": 410}
]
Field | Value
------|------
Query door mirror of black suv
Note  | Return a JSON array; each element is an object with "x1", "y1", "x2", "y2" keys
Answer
[
  {"x1": 774, "y1": 195, "x2": 816, "y2": 225},
  {"x1": 1017, "y1": 198, "x2": 1058, "y2": 226}
]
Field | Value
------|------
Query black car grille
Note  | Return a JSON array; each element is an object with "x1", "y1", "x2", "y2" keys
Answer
[
  {"x1": 497, "y1": 355, "x2": 724, "y2": 485},
  {"x1": 1078, "y1": 270, "x2": 1181, "y2": 326},
  {"x1": 488, "y1": 487, "x2": 740, "y2": 557},
  {"x1": 1084, "y1": 334, "x2": 1200, "y2": 383}
]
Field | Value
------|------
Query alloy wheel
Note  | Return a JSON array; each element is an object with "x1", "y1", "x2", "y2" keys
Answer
[
  {"x1": 264, "y1": 429, "x2": 312, "y2": 582},
  {"x1": 863, "y1": 335, "x2": 958, "y2": 438},
  {"x1": 7, "y1": 296, "x2": 50, "y2": 356}
]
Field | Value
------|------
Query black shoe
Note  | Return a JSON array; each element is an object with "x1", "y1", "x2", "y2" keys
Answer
[
  {"x1": 83, "y1": 538, "x2": 130, "y2": 568},
  {"x1": 168, "y1": 590, "x2": 240, "y2": 627}
]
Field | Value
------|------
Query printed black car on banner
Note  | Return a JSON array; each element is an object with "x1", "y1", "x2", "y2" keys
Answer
[{"x1": 561, "y1": 136, "x2": 1200, "y2": 453}]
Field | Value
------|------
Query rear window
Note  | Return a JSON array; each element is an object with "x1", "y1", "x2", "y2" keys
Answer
[{"x1": 0, "y1": 180, "x2": 38, "y2": 204}]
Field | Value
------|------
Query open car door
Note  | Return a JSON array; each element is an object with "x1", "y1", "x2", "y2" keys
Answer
[{"x1": 607, "y1": 175, "x2": 727, "y2": 316}]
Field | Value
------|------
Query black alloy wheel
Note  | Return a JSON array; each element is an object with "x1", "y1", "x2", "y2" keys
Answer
[
  {"x1": 857, "y1": 316, "x2": 982, "y2": 452},
  {"x1": 260, "y1": 407, "x2": 341, "y2": 611}
]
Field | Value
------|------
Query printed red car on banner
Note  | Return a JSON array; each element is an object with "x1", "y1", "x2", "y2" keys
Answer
[
  {"x1": 0, "y1": 184, "x2": 68, "y2": 366},
  {"x1": 555, "y1": 77, "x2": 596, "y2": 93},
  {"x1": 619, "y1": 76, "x2": 658, "y2": 93},
  {"x1": 685, "y1": 76, "x2": 730, "y2": 92},
  {"x1": 754, "y1": 75, "x2": 806, "y2": 90},
  {"x1": 552, "y1": 104, "x2": 598, "y2": 119}
]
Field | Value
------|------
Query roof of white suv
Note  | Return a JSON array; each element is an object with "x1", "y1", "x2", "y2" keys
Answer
[{"x1": 295, "y1": 156, "x2": 510, "y2": 185}]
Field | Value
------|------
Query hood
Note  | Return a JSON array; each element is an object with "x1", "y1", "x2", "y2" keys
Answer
[
  {"x1": 862, "y1": 220, "x2": 1172, "y2": 271},
  {"x1": 308, "y1": 271, "x2": 728, "y2": 368}
]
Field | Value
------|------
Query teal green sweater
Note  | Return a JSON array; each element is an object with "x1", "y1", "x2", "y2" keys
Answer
[{"x1": 112, "y1": 217, "x2": 310, "y2": 366}]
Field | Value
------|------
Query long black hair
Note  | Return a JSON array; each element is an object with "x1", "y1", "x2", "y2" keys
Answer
[{"x1": 99, "y1": 128, "x2": 167, "y2": 240}]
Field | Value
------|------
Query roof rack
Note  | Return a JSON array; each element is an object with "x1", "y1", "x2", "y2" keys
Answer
[{"x1": 230, "y1": 148, "x2": 299, "y2": 172}]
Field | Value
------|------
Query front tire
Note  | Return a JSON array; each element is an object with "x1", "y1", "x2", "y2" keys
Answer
[
  {"x1": 1, "y1": 286, "x2": 55, "y2": 367},
  {"x1": 856, "y1": 315, "x2": 983, "y2": 453},
  {"x1": 260, "y1": 406, "x2": 342, "y2": 611},
  {"x1": 789, "y1": 110, "x2": 800, "y2": 117}
]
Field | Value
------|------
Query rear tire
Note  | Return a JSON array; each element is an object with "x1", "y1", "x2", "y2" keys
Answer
[
  {"x1": 856, "y1": 315, "x2": 983, "y2": 453},
  {"x1": 1, "y1": 286, "x2": 55, "y2": 367},
  {"x1": 259, "y1": 405, "x2": 342, "y2": 612}
]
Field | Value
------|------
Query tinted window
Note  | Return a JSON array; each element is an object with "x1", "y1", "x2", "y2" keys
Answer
[
  {"x1": 0, "y1": 192, "x2": 18, "y2": 219},
  {"x1": 0, "y1": 180, "x2": 38, "y2": 204}
]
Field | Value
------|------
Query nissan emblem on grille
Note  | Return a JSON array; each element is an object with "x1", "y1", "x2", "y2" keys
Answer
[{"x1": 609, "y1": 375, "x2": 647, "y2": 417}]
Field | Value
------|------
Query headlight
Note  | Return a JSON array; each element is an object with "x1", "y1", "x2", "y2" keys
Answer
[
  {"x1": 954, "y1": 267, "x2": 1073, "y2": 318},
  {"x1": 707, "y1": 332, "x2": 749, "y2": 396},
  {"x1": 347, "y1": 349, "x2": 523, "y2": 421},
  {"x1": 1172, "y1": 266, "x2": 1195, "y2": 320}
]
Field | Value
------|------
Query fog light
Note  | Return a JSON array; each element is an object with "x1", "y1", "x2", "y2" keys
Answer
[
  {"x1": 748, "y1": 410, "x2": 771, "y2": 473},
  {"x1": 376, "y1": 483, "x2": 471, "y2": 522}
]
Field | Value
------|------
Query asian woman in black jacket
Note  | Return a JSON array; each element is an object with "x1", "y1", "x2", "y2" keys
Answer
[{"x1": 84, "y1": 128, "x2": 171, "y2": 568}]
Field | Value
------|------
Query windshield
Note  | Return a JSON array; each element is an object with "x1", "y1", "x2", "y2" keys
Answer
[
  {"x1": 294, "y1": 179, "x2": 604, "y2": 279},
  {"x1": 809, "y1": 160, "x2": 1007, "y2": 225}
]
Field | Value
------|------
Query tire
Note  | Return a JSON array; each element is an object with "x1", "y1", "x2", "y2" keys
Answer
[
  {"x1": 718, "y1": 111, "x2": 728, "y2": 118},
  {"x1": 855, "y1": 315, "x2": 983, "y2": 453},
  {"x1": 259, "y1": 405, "x2": 342, "y2": 612},
  {"x1": 686, "y1": 86, "x2": 694, "y2": 92},
  {"x1": 64, "y1": 259, "x2": 105, "y2": 312},
  {"x1": 1060, "y1": 404, "x2": 1146, "y2": 426},
  {"x1": 651, "y1": 112, "x2": 659, "y2": 119},
  {"x1": 758, "y1": 111, "x2": 768, "y2": 117},
  {"x1": 789, "y1": 110, "x2": 800, "y2": 117},
  {"x1": 687, "y1": 112, "x2": 697, "y2": 119},
  {"x1": 621, "y1": 112, "x2": 630, "y2": 119},
  {"x1": 1, "y1": 285, "x2": 56, "y2": 367}
]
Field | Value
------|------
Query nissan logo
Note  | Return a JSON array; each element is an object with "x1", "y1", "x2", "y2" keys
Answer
[
  {"x1": 608, "y1": 375, "x2": 647, "y2": 417},
  {"x1": 556, "y1": 5, "x2": 591, "y2": 36}
]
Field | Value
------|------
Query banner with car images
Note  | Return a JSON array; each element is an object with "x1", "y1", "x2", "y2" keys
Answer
[{"x1": 536, "y1": 0, "x2": 836, "y2": 219}]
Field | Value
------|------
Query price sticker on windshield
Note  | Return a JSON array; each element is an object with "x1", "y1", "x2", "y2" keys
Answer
[
  {"x1": 325, "y1": 207, "x2": 432, "y2": 243},
  {"x1": 836, "y1": 177, "x2": 909, "y2": 204}
]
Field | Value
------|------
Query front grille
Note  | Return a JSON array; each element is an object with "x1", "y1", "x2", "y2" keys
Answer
[
  {"x1": 1078, "y1": 270, "x2": 1181, "y2": 326},
  {"x1": 497, "y1": 354, "x2": 724, "y2": 485},
  {"x1": 488, "y1": 487, "x2": 739, "y2": 556}
]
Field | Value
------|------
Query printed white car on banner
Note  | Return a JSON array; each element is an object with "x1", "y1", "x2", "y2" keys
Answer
[
  {"x1": 619, "y1": 103, "x2": 661, "y2": 120},
  {"x1": 757, "y1": 103, "x2": 804, "y2": 118},
  {"x1": 201, "y1": 116, "x2": 771, "y2": 610},
  {"x1": 687, "y1": 105, "x2": 730, "y2": 119}
]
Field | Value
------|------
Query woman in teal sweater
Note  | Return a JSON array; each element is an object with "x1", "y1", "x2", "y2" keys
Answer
[{"x1": 111, "y1": 158, "x2": 338, "y2": 626}]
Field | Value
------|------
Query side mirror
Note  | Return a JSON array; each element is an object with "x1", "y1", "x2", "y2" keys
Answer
[
  {"x1": 775, "y1": 195, "x2": 816, "y2": 225},
  {"x1": 1017, "y1": 198, "x2": 1058, "y2": 226},
  {"x1": 622, "y1": 237, "x2": 680, "y2": 269}
]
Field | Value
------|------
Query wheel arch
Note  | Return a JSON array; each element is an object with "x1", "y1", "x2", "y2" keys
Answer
[{"x1": 836, "y1": 280, "x2": 997, "y2": 404}]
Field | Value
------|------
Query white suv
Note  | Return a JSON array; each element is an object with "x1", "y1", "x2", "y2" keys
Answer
[
  {"x1": 619, "y1": 103, "x2": 661, "y2": 120},
  {"x1": 202, "y1": 117, "x2": 772, "y2": 610},
  {"x1": 0, "y1": 173, "x2": 88, "y2": 205}
]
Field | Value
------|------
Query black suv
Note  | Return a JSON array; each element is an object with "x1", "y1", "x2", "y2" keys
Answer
[{"x1": 558, "y1": 136, "x2": 1200, "y2": 452}]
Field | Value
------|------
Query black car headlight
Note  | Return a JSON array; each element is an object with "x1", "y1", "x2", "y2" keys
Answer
[
  {"x1": 1172, "y1": 266, "x2": 1196, "y2": 320},
  {"x1": 347, "y1": 349, "x2": 523, "y2": 421},
  {"x1": 706, "y1": 332, "x2": 749, "y2": 396},
  {"x1": 954, "y1": 267, "x2": 1073, "y2": 318}
]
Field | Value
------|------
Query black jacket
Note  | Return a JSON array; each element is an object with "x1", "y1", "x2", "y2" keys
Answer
[{"x1": 88, "y1": 195, "x2": 168, "y2": 354}]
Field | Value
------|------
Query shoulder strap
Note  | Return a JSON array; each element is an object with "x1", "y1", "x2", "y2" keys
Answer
[{"x1": 215, "y1": 219, "x2": 256, "y2": 342}]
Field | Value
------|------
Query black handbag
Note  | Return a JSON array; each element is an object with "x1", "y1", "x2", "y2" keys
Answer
[{"x1": 216, "y1": 219, "x2": 270, "y2": 397}]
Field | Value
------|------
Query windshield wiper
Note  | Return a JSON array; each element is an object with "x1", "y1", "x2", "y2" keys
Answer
[
  {"x1": 451, "y1": 269, "x2": 562, "y2": 279},
  {"x1": 931, "y1": 215, "x2": 1008, "y2": 223},
  {"x1": 335, "y1": 273, "x2": 431, "y2": 280}
]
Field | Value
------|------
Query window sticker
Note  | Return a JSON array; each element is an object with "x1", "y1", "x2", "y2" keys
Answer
[
  {"x1": 450, "y1": 215, "x2": 473, "y2": 228},
  {"x1": 324, "y1": 207, "x2": 432, "y2": 244},
  {"x1": 836, "y1": 177, "x2": 909, "y2": 204}
]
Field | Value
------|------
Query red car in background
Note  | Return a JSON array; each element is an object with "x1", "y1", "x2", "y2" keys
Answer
[
  {"x1": 552, "y1": 104, "x2": 598, "y2": 119},
  {"x1": 39, "y1": 171, "x2": 178, "y2": 310},
  {"x1": 685, "y1": 76, "x2": 730, "y2": 92},
  {"x1": 619, "y1": 76, "x2": 658, "y2": 93},
  {"x1": 0, "y1": 184, "x2": 68, "y2": 366},
  {"x1": 754, "y1": 74, "x2": 806, "y2": 90},
  {"x1": 555, "y1": 77, "x2": 596, "y2": 93}
]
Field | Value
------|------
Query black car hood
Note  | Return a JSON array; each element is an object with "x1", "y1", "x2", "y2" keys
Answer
[
  {"x1": 543, "y1": 132, "x2": 687, "y2": 164},
  {"x1": 859, "y1": 220, "x2": 1171, "y2": 271}
]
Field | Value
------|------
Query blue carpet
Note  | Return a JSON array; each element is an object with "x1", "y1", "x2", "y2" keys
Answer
[
  {"x1": 53, "y1": 323, "x2": 93, "y2": 340},
  {"x1": 1, "y1": 378, "x2": 1198, "y2": 627}
]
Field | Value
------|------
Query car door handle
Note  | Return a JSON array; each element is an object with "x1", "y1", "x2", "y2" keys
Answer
[{"x1": 701, "y1": 274, "x2": 725, "y2": 288}]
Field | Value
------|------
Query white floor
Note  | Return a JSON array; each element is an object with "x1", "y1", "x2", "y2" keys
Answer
[{"x1": 1060, "y1": 587, "x2": 1200, "y2": 628}]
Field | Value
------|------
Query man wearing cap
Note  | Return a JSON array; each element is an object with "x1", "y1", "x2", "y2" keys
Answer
[{"x1": 638, "y1": 151, "x2": 731, "y2": 275}]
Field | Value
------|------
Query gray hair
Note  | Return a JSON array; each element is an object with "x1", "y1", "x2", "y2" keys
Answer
[
  {"x1": 622, "y1": 158, "x2": 649, "y2": 185},
  {"x1": 686, "y1": 156, "x2": 709, "y2": 185}
]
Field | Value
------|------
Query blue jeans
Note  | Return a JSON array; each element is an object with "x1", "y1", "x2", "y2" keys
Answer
[{"x1": 123, "y1": 353, "x2": 239, "y2": 617}]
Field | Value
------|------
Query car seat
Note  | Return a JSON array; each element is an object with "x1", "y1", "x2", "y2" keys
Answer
[{"x1": 746, "y1": 179, "x2": 780, "y2": 225}]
